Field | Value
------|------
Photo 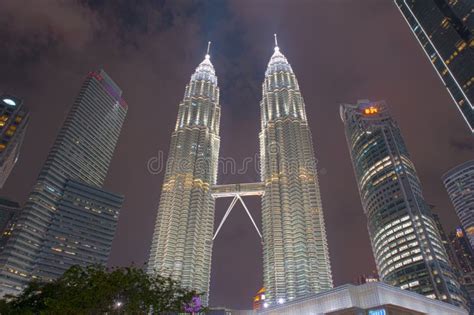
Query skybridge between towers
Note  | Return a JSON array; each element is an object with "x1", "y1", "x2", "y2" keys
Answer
[
  {"x1": 211, "y1": 182, "x2": 265, "y2": 241},
  {"x1": 148, "y1": 36, "x2": 334, "y2": 305}
]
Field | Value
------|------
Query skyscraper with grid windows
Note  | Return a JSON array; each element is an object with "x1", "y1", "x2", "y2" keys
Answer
[
  {"x1": 148, "y1": 39, "x2": 333, "y2": 307},
  {"x1": 340, "y1": 99, "x2": 466, "y2": 309},
  {"x1": 442, "y1": 160, "x2": 474, "y2": 249},
  {"x1": 147, "y1": 49, "x2": 221, "y2": 305},
  {"x1": 0, "y1": 70, "x2": 127, "y2": 296},
  {"x1": 0, "y1": 95, "x2": 29, "y2": 188},
  {"x1": 259, "y1": 39, "x2": 333, "y2": 304},
  {"x1": 394, "y1": 0, "x2": 474, "y2": 133}
]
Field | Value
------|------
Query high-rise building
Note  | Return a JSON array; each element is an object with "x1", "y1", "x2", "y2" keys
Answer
[
  {"x1": 433, "y1": 213, "x2": 474, "y2": 312},
  {"x1": 450, "y1": 228, "x2": 474, "y2": 276},
  {"x1": 147, "y1": 48, "x2": 221, "y2": 304},
  {"x1": 259, "y1": 38, "x2": 332, "y2": 304},
  {"x1": 0, "y1": 198, "x2": 21, "y2": 251},
  {"x1": 0, "y1": 198, "x2": 20, "y2": 236},
  {"x1": 432, "y1": 212, "x2": 457, "y2": 269},
  {"x1": 394, "y1": 0, "x2": 474, "y2": 133},
  {"x1": 0, "y1": 95, "x2": 29, "y2": 188},
  {"x1": 442, "y1": 160, "x2": 474, "y2": 249},
  {"x1": 33, "y1": 179, "x2": 123, "y2": 280},
  {"x1": 340, "y1": 100, "x2": 466, "y2": 308},
  {"x1": 148, "y1": 39, "x2": 333, "y2": 306},
  {"x1": 449, "y1": 228, "x2": 474, "y2": 313},
  {"x1": 0, "y1": 70, "x2": 127, "y2": 296}
]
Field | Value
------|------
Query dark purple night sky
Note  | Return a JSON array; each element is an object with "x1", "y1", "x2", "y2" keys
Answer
[{"x1": 0, "y1": 0, "x2": 473, "y2": 310}]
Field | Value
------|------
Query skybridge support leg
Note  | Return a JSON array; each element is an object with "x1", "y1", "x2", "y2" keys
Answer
[
  {"x1": 213, "y1": 195, "x2": 238, "y2": 240},
  {"x1": 237, "y1": 195, "x2": 262, "y2": 239},
  {"x1": 213, "y1": 194, "x2": 263, "y2": 241}
]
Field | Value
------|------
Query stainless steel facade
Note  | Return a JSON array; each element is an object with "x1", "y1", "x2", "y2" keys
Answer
[
  {"x1": 148, "y1": 42, "x2": 333, "y2": 306},
  {"x1": 340, "y1": 100, "x2": 466, "y2": 308},
  {"x1": 0, "y1": 70, "x2": 127, "y2": 296},
  {"x1": 147, "y1": 52, "x2": 221, "y2": 304},
  {"x1": 394, "y1": 0, "x2": 474, "y2": 133},
  {"x1": 259, "y1": 43, "x2": 332, "y2": 304}
]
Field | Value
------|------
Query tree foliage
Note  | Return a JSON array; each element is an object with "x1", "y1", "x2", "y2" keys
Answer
[{"x1": 0, "y1": 265, "x2": 204, "y2": 314}]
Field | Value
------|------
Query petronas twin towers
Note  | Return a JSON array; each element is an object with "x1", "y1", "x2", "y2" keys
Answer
[{"x1": 148, "y1": 37, "x2": 332, "y2": 305}]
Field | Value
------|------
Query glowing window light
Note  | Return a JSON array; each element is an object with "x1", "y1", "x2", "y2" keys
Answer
[{"x1": 363, "y1": 106, "x2": 379, "y2": 115}]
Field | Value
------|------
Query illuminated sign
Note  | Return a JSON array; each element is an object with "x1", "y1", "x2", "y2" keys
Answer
[
  {"x1": 368, "y1": 309, "x2": 386, "y2": 315},
  {"x1": 363, "y1": 106, "x2": 379, "y2": 115},
  {"x1": 456, "y1": 228, "x2": 464, "y2": 238}
]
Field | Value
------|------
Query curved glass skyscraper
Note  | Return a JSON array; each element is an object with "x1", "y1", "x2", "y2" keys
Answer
[
  {"x1": 340, "y1": 100, "x2": 466, "y2": 308},
  {"x1": 147, "y1": 50, "x2": 220, "y2": 304},
  {"x1": 259, "y1": 41, "x2": 332, "y2": 304}
]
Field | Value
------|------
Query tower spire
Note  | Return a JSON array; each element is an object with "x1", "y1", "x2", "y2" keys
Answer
[
  {"x1": 206, "y1": 41, "x2": 211, "y2": 59},
  {"x1": 274, "y1": 34, "x2": 279, "y2": 52}
]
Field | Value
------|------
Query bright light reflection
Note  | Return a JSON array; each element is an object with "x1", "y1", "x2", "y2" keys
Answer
[{"x1": 2, "y1": 98, "x2": 16, "y2": 106}]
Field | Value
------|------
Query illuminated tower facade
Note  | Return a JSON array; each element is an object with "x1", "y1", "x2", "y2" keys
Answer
[
  {"x1": 0, "y1": 95, "x2": 29, "y2": 188},
  {"x1": 0, "y1": 70, "x2": 127, "y2": 296},
  {"x1": 394, "y1": 0, "x2": 474, "y2": 133},
  {"x1": 259, "y1": 38, "x2": 333, "y2": 305},
  {"x1": 341, "y1": 100, "x2": 466, "y2": 308},
  {"x1": 442, "y1": 160, "x2": 474, "y2": 249},
  {"x1": 147, "y1": 47, "x2": 220, "y2": 304}
]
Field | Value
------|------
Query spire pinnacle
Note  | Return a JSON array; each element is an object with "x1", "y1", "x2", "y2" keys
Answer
[
  {"x1": 205, "y1": 41, "x2": 211, "y2": 59},
  {"x1": 274, "y1": 34, "x2": 280, "y2": 52}
]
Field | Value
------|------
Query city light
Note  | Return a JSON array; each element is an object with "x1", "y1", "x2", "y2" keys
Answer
[
  {"x1": 363, "y1": 106, "x2": 379, "y2": 115},
  {"x1": 263, "y1": 302, "x2": 269, "y2": 308},
  {"x1": 278, "y1": 298, "x2": 285, "y2": 304},
  {"x1": 2, "y1": 98, "x2": 16, "y2": 106}
]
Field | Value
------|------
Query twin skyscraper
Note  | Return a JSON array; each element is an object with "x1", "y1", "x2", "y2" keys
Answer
[
  {"x1": 0, "y1": 20, "x2": 469, "y2": 312},
  {"x1": 147, "y1": 35, "x2": 469, "y2": 311},
  {"x1": 147, "y1": 38, "x2": 333, "y2": 306}
]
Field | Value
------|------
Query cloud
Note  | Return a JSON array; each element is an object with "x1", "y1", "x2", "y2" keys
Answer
[
  {"x1": 450, "y1": 137, "x2": 474, "y2": 151},
  {"x1": 0, "y1": 0, "x2": 99, "y2": 56},
  {"x1": 0, "y1": 0, "x2": 203, "y2": 64}
]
